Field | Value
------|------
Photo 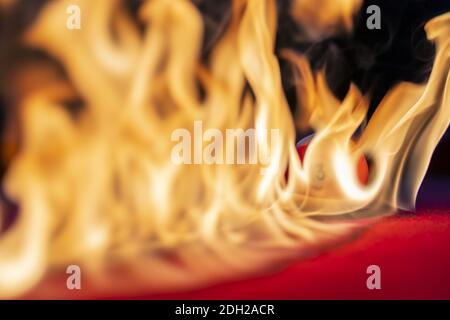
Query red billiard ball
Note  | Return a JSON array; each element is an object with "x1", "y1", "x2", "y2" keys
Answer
[{"x1": 295, "y1": 135, "x2": 369, "y2": 185}]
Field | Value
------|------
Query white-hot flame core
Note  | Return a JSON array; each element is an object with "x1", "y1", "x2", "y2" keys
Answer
[{"x1": 0, "y1": 0, "x2": 449, "y2": 297}]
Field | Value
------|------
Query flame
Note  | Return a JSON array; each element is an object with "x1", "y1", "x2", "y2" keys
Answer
[
  {"x1": 0, "y1": 0, "x2": 449, "y2": 298},
  {"x1": 0, "y1": 0, "x2": 15, "y2": 10},
  {"x1": 290, "y1": 0, "x2": 363, "y2": 40}
]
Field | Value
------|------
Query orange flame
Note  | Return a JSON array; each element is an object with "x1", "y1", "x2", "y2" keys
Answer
[
  {"x1": 290, "y1": 0, "x2": 363, "y2": 40},
  {"x1": 0, "y1": 0, "x2": 449, "y2": 298}
]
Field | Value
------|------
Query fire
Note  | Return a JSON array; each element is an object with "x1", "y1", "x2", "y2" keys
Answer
[
  {"x1": 0, "y1": 0, "x2": 449, "y2": 298},
  {"x1": 290, "y1": 0, "x2": 363, "y2": 40}
]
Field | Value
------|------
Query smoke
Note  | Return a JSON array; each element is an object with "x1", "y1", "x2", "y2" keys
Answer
[{"x1": 278, "y1": 0, "x2": 449, "y2": 117}]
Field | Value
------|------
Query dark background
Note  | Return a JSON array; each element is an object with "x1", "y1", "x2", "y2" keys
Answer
[{"x1": 275, "y1": 0, "x2": 450, "y2": 196}]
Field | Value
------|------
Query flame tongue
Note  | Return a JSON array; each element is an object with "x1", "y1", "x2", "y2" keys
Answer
[
  {"x1": 290, "y1": 0, "x2": 363, "y2": 40},
  {"x1": 0, "y1": 0, "x2": 449, "y2": 297}
]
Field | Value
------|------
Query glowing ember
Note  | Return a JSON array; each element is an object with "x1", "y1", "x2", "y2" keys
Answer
[{"x1": 0, "y1": 0, "x2": 449, "y2": 298}]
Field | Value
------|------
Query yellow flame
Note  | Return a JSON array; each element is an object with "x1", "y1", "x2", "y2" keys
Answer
[
  {"x1": 290, "y1": 0, "x2": 363, "y2": 40},
  {"x1": 0, "y1": 0, "x2": 449, "y2": 297}
]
